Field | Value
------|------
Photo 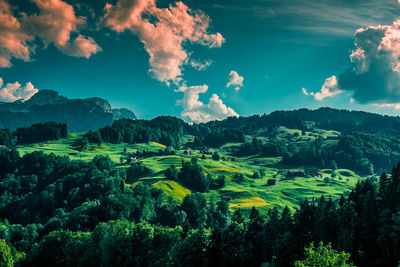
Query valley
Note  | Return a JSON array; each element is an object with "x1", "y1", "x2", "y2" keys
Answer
[{"x1": 16, "y1": 129, "x2": 364, "y2": 213}]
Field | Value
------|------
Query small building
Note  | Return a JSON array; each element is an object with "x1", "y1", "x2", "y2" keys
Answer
[
  {"x1": 305, "y1": 168, "x2": 323, "y2": 177},
  {"x1": 184, "y1": 147, "x2": 192, "y2": 155},
  {"x1": 128, "y1": 157, "x2": 137, "y2": 163},
  {"x1": 221, "y1": 195, "x2": 231, "y2": 200},
  {"x1": 254, "y1": 160, "x2": 260, "y2": 164}
]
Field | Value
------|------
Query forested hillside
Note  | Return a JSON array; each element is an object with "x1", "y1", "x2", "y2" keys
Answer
[
  {"x1": 3, "y1": 108, "x2": 400, "y2": 266},
  {"x1": 1, "y1": 148, "x2": 400, "y2": 266}
]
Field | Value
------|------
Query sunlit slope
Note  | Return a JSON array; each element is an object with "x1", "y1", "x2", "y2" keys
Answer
[{"x1": 17, "y1": 134, "x2": 363, "y2": 213}]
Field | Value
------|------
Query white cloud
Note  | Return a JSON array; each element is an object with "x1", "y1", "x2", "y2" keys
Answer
[
  {"x1": 102, "y1": 0, "x2": 224, "y2": 83},
  {"x1": 372, "y1": 103, "x2": 400, "y2": 109},
  {"x1": 302, "y1": 75, "x2": 342, "y2": 100},
  {"x1": 177, "y1": 84, "x2": 238, "y2": 123},
  {"x1": 190, "y1": 59, "x2": 213, "y2": 71},
  {"x1": 0, "y1": 77, "x2": 38, "y2": 102},
  {"x1": 331, "y1": 18, "x2": 400, "y2": 105},
  {"x1": 226, "y1": 70, "x2": 244, "y2": 91}
]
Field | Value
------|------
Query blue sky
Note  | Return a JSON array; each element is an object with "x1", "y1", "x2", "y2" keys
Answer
[{"x1": 1, "y1": 0, "x2": 400, "y2": 121}]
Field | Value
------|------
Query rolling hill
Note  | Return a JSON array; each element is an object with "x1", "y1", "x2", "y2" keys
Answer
[{"x1": 16, "y1": 131, "x2": 364, "y2": 213}]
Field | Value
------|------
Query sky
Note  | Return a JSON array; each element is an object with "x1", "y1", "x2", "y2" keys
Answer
[{"x1": 2, "y1": 0, "x2": 400, "y2": 122}]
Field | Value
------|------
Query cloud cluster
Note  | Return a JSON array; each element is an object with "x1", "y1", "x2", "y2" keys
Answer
[
  {"x1": 103, "y1": 0, "x2": 236, "y2": 123},
  {"x1": 226, "y1": 70, "x2": 244, "y2": 91},
  {"x1": 177, "y1": 84, "x2": 239, "y2": 123},
  {"x1": 0, "y1": 0, "x2": 33, "y2": 67},
  {"x1": 0, "y1": 78, "x2": 38, "y2": 102},
  {"x1": 302, "y1": 75, "x2": 342, "y2": 100},
  {"x1": 25, "y1": 0, "x2": 101, "y2": 58},
  {"x1": 337, "y1": 19, "x2": 400, "y2": 104},
  {"x1": 102, "y1": 0, "x2": 224, "y2": 83},
  {"x1": 305, "y1": 17, "x2": 400, "y2": 108},
  {"x1": 0, "y1": 0, "x2": 101, "y2": 67},
  {"x1": 1, "y1": 0, "x2": 236, "y2": 123}
]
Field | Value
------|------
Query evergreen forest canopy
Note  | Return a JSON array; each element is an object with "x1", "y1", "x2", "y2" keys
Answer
[
  {"x1": 0, "y1": 148, "x2": 400, "y2": 266},
  {"x1": 2, "y1": 107, "x2": 400, "y2": 266}
]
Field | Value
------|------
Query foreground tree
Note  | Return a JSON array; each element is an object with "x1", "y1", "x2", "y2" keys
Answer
[
  {"x1": 294, "y1": 242, "x2": 354, "y2": 267},
  {"x1": 0, "y1": 239, "x2": 13, "y2": 267}
]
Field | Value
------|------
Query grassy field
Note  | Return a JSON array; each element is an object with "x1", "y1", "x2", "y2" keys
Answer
[
  {"x1": 17, "y1": 134, "x2": 364, "y2": 214},
  {"x1": 17, "y1": 133, "x2": 166, "y2": 162}
]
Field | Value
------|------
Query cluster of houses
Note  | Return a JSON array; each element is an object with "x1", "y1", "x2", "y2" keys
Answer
[
  {"x1": 183, "y1": 146, "x2": 213, "y2": 155},
  {"x1": 285, "y1": 168, "x2": 322, "y2": 179}
]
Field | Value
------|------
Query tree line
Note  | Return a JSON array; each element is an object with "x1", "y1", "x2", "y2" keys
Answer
[
  {"x1": 95, "y1": 116, "x2": 246, "y2": 149},
  {"x1": 280, "y1": 132, "x2": 400, "y2": 174},
  {"x1": 0, "y1": 122, "x2": 67, "y2": 146}
]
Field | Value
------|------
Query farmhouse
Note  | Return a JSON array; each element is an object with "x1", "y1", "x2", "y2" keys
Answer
[
  {"x1": 128, "y1": 157, "x2": 138, "y2": 163},
  {"x1": 306, "y1": 168, "x2": 322, "y2": 177}
]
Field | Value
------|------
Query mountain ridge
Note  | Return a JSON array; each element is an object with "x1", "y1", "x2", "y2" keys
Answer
[{"x1": 0, "y1": 90, "x2": 136, "y2": 132}]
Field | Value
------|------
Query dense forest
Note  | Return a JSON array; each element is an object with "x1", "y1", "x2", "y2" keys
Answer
[
  {"x1": 204, "y1": 107, "x2": 400, "y2": 137},
  {"x1": 97, "y1": 116, "x2": 246, "y2": 148},
  {"x1": 0, "y1": 122, "x2": 67, "y2": 147},
  {"x1": 0, "y1": 148, "x2": 400, "y2": 266}
]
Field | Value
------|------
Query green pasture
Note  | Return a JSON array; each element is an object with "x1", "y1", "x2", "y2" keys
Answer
[{"x1": 16, "y1": 134, "x2": 363, "y2": 213}]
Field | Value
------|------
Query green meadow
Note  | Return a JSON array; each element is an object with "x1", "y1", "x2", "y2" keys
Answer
[{"x1": 17, "y1": 133, "x2": 364, "y2": 214}]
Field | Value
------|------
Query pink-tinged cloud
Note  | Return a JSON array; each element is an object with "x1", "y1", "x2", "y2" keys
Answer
[
  {"x1": 0, "y1": 0, "x2": 101, "y2": 67},
  {"x1": 0, "y1": 77, "x2": 38, "y2": 102},
  {"x1": 102, "y1": 0, "x2": 155, "y2": 32},
  {"x1": 226, "y1": 70, "x2": 244, "y2": 91},
  {"x1": 102, "y1": 0, "x2": 225, "y2": 83},
  {"x1": 62, "y1": 35, "x2": 102, "y2": 58},
  {"x1": 25, "y1": 0, "x2": 101, "y2": 58},
  {"x1": 302, "y1": 75, "x2": 342, "y2": 100},
  {"x1": 177, "y1": 84, "x2": 238, "y2": 123},
  {"x1": 0, "y1": 0, "x2": 33, "y2": 67}
]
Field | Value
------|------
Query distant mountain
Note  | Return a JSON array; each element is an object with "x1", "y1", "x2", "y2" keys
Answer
[
  {"x1": 112, "y1": 108, "x2": 137, "y2": 120},
  {"x1": 0, "y1": 90, "x2": 136, "y2": 132}
]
